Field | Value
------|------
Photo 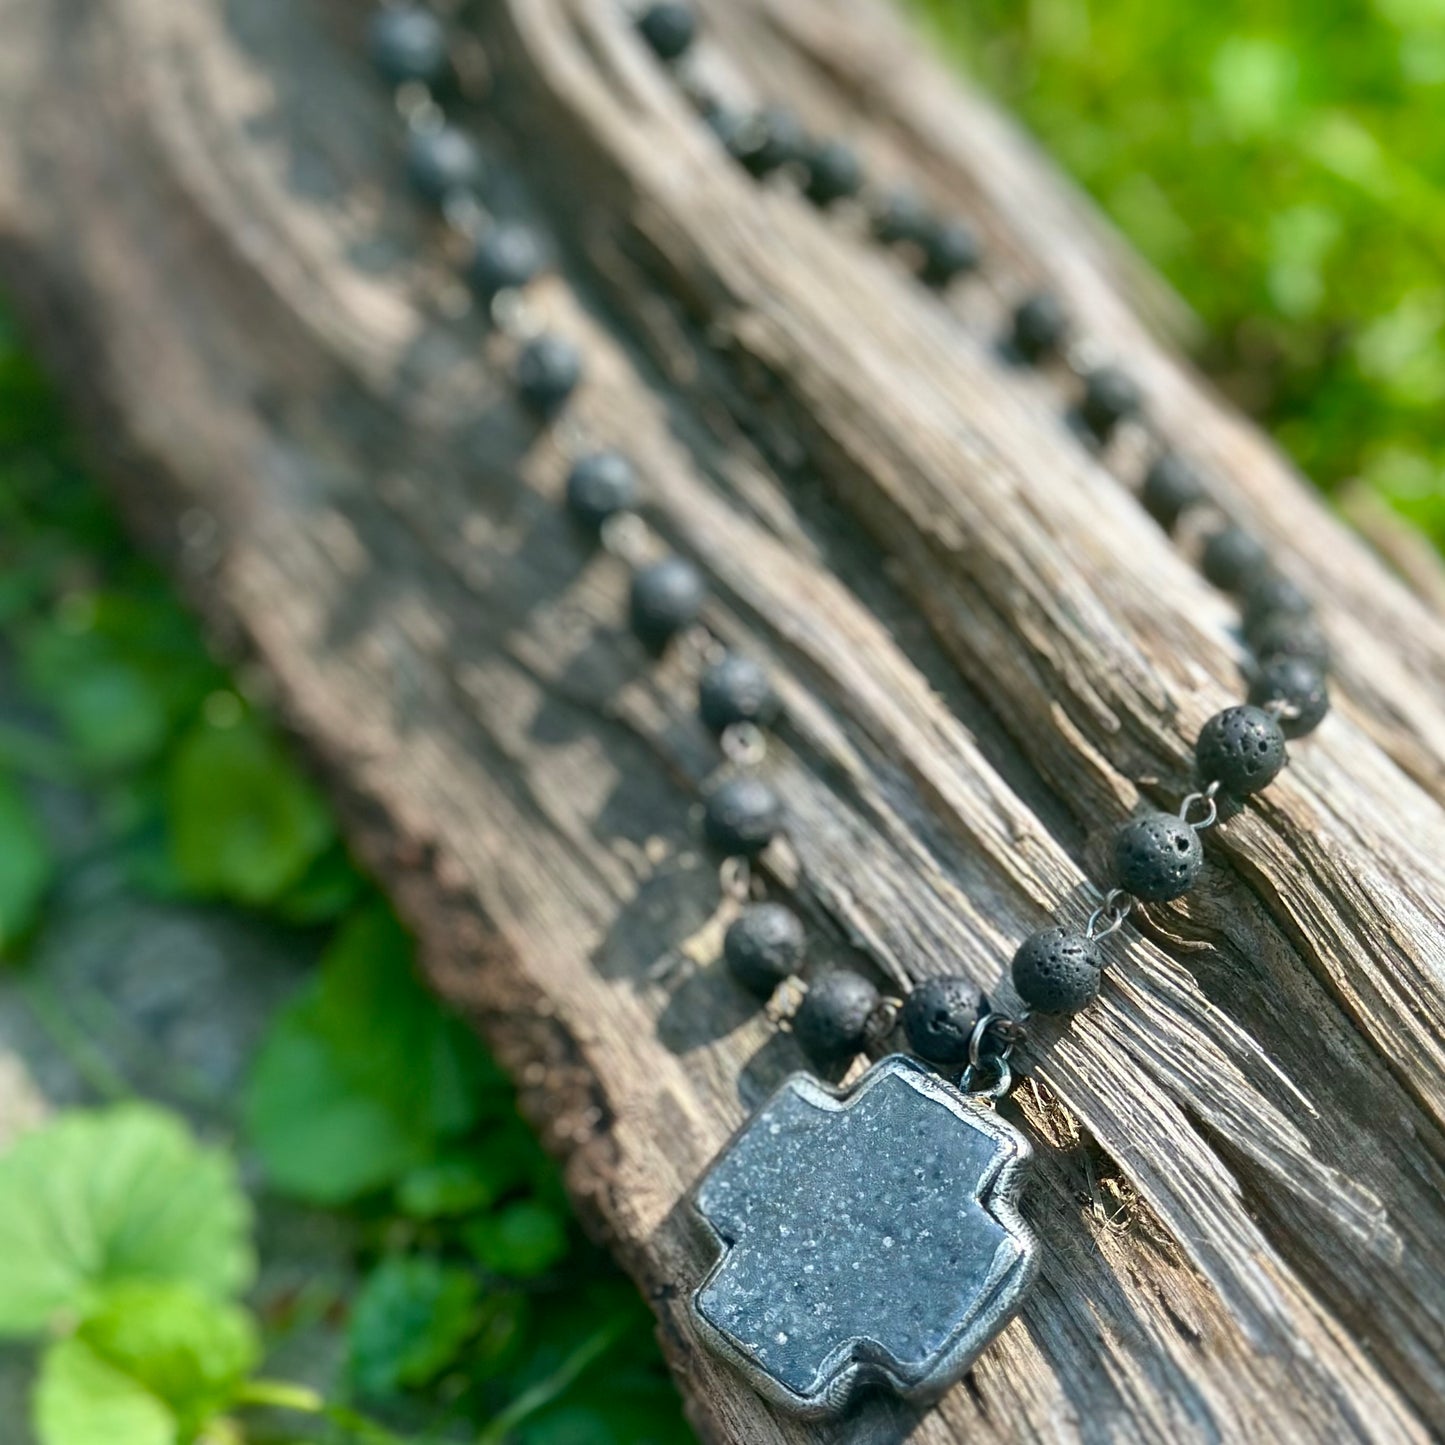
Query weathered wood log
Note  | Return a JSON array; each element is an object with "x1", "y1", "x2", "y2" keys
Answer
[{"x1": 1, "y1": 0, "x2": 1444, "y2": 1439}]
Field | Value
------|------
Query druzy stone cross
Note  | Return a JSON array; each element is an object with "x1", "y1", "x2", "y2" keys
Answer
[{"x1": 690, "y1": 1054, "x2": 1037, "y2": 1417}]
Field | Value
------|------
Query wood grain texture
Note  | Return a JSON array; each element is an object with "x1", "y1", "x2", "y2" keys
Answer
[{"x1": 0, "y1": 0, "x2": 1443, "y2": 1440}]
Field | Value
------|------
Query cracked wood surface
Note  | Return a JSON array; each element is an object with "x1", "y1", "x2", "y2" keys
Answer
[{"x1": 0, "y1": 0, "x2": 1443, "y2": 1440}]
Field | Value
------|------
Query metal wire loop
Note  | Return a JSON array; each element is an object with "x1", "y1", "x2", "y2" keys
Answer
[
  {"x1": 721, "y1": 722, "x2": 768, "y2": 768},
  {"x1": 967, "y1": 1011, "x2": 1024, "y2": 1072},
  {"x1": 719, "y1": 856, "x2": 752, "y2": 902},
  {"x1": 1178, "y1": 778, "x2": 1221, "y2": 832},
  {"x1": 865, "y1": 995, "x2": 905, "y2": 1045},
  {"x1": 960, "y1": 1056, "x2": 1014, "y2": 1102},
  {"x1": 599, "y1": 512, "x2": 650, "y2": 566},
  {"x1": 1085, "y1": 887, "x2": 1134, "y2": 941}
]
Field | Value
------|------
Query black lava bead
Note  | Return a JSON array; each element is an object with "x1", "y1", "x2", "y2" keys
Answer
[
  {"x1": 699, "y1": 654, "x2": 782, "y2": 734},
  {"x1": 369, "y1": 6, "x2": 447, "y2": 87},
  {"x1": 1079, "y1": 367, "x2": 1142, "y2": 442},
  {"x1": 1195, "y1": 705, "x2": 1287, "y2": 796},
  {"x1": 1010, "y1": 291, "x2": 1067, "y2": 364},
  {"x1": 871, "y1": 186, "x2": 932, "y2": 247},
  {"x1": 803, "y1": 140, "x2": 864, "y2": 208},
  {"x1": 723, "y1": 903, "x2": 806, "y2": 998},
  {"x1": 1141, "y1": 453, "x2": 1206, "y2": 532},
  {"x1": 1249, "y1": 656, "x2": 1330, "y2": 740},
  {"x1": 901, "y1": 976, "x2": 983, "y2": 1068},
  {"x1": 1201, "y1": 525, "x2": 1271, "y2": 594},
  {"x1": 637, "y1": 2, "x2": 696, "y2": 61},
  {"x1": 565, "y1": 451, "x2": 638, "y2": 533},
  {"x1": 1241, "y1": 571, "x2": 1313, "y2": 639},
  {"x1": 1011, "y1": 927, "x2": 1102, "y2": 1015},
  {"x1": 469, "y1": 223, "x2": 546, "y2": 299},
  {"x1": 1250, "y1": 614, "x2": 1331, "y2": 671},
  {"x1": 920, "y1": 219, "x2": 982, "y2": 289},
  {"x1": 629, "y1": 556, "x2": 705, "y2": 651},
  {"x1": 792, "y1": 971, "x2": 880, "y2": 1065},
  {"x1": 730, "y1": 106, "x2": 807, "y2": 177},
  {"x1": 514, "y1": 334, "x2": 582, "y2": 420},
  {"x1": 406, "y1": 126, "x2": 483, "y2": 206},
  {"x1": 1113, "y1": 811, "x2": 1205, "y2": 902},
  {"x1": 704, "y1": 776, "x2": 783, "y2": 858}
]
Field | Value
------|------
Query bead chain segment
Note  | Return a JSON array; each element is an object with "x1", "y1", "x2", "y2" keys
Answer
[{"x1": 365, "y1": 0, "x2": 1331, "y2": 1091}]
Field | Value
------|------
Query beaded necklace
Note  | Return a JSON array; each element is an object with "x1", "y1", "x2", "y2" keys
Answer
[{"x1": 366, "y1": 0, "x2": 1331, "y2": 1417}]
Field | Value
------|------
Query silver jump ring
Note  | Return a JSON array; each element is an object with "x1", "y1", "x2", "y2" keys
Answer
[
  {"x1": 967, "y1": 1012, "x2": 1021, "y2": 1071},
  {"x1": 719, "y1": 856, "x2": 752, "y2": 902},
  {"x1": 721, "y1": 722, "x2": 768, "y2": 768},
  {"x1": 1178, "y1": 778, "x2": 1221, "y2": 832},
  {"x1": 961, "y1": 1057, "x2": 1013, "y2": 1102},
  {"x1": 1085, "y1": 887, "x2": 1134, "y2": 941},
  {"x1": 600, "y1": 512, "x2": 650, "y2": 566}
]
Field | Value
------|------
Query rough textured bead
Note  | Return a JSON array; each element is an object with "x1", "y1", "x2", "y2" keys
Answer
[
  {"x1": 1195, "y1": 705, "x2": 1287, "y2": 796},
  {"x1": 369, "y1": 6, "x2": 447, "y2": 87},
  {"x1": 469, "y1": 223, "x2": 546, "y2": 299},
  {"x1": 1249, "y1": 614, "x2": 1331, "y2": 670},
  {"x1": 406, "y1": 126, "x2": 483, "y2": 205},
  {"x1": 1113, "y1": 811, "x2": 1205, "y2": 902},
  {"x1": 920, "y1": 219, "x2": 982, "y2": 289},
  {"x1": 637, "y1": 2, "x2": 696, "y2": 61},
  {"x1": 1079, "y1": 367, "x2": 1141, "y2": 442},
  {"x1": 1201, "y1": 525, "x2": 1271, "y2": 594},
  {"x1": 1011, "y1": 928, "x2": 1101, "y2": 1015},
  {"x1": 629, "y1": 556, "x2": 704, "y2": 651},
  {"x1": 723, "y1": 903, "x2": 806, "y2": 998},
  {"x1": 1141, "y1": 453, "x2": 1206, "y2": 532},
  {"x1": 704, "y1": 776, "x2": 783, "y2": 858},
  {"x1": 792, "y1": 971, "x2": 880, "y2": 1065},
  {"x1": 730, "y1": 106, "x2": 807, "y2": 177},
  {"x1": 1241, "y1": 571, "x2": 1313, "y2": 639},
  {"x1": 901, "y1": 976, "x2": 982, "y2": 1068},
  {"x1": 514, "y1": 334, "x2": 582, "y2": 420},
  {"x1": 565, "y1": 451, "x2": 637, "y2": 533},
  {"x1": 1010, "y1": 292, "x2": 1067, "y2": 364},
  {"x1": 1248, "y1": 655, "x2": 1330, "y2": 740},
  {"x1": 803, "y1": 140, "x2": 864, "y2": 208},
  {"x1": 871, "y1": 186, "x2": 932, "y2": 247},
  {"x1": 699, "y1": 654, "x2": 782, "y2": 734}
]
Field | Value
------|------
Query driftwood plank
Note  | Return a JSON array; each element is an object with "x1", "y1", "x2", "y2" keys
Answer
[{"x1": 0, "y1": 0, "x2": 1443, "y2": 1441}]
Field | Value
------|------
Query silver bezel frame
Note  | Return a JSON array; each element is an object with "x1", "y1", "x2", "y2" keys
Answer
[{"x1": 688, "y1": 1053, "x2": 1038, "y2": 1418}]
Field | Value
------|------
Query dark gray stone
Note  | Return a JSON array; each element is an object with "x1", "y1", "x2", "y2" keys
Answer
[{"x1": 691, "y1": 1054, "x2": 1036, "y2": 1416}]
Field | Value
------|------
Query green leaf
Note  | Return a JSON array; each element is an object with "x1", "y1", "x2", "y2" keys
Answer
[
  {"x1": 274, "y1": 843, "x2": 366, "y2": 925},
  {"x1": 241, "y1": 993, "x2": 431, "y2": 1206},
  {"x1": 0, "y1": 770, "x2": 53, "y2": 949},
  {"x1": 166, "y1": 716, "x2": 332, "y2": 906},
  {"x1": 464, "y1": 1202, "x2": 570, "y2": 1280},
  {"x1": 395, "y1": 1155, "x2": 507, "y2": 1219},
  {"x1": 347, "y1": 1257, "x2": 479, "y2": 1400},
  {"x1": 0, "y1": 1104, "x2": 253, "y2": 1337},
  {"x1": 244, "y1": 903, "x2": 496, "y2": 1205},
  {"x1": 33, "y1": 1337, "x2": 175, "y2": 1445},
  {"x1": 78, "y1": 1281, "x2": 259, "y2": 1436}
]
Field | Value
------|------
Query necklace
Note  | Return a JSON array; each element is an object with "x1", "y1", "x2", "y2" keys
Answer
[{"x1": 365, "y1": 0, "x2": 1331, "y2": 1417}]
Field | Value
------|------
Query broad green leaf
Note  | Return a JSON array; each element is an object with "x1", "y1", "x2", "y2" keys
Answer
[
  {"x1": 0, "y1": 1105, "x2": 253, "y2": 1336},
  {"x1": 242, "y1": 993, "x2": 431, "y2": 1205},
  {"x1": 464, "y1": 1202, "x2": 570, "y2": 1280},
  {"x1": 274, "y1": 844, "x2": 366, "y2": 925},
  {"x1": 33, "y1": 1337, "x2": 175, "y2": 1445},
  {"x1": 347, "y1": 1257, "x2": 478, "y2": 1399},
  {"x1": 395, "y1": 1155, "x2": 507, "y2": 1219},
  {"x1": 166, "y1": 716, "x2": 332, "y2": 906},
  {"x1": 79, "y1": 1281, "x2": 259, "y2": 1436},
  {"x1": 0, "y1": 770, "x2": 53, "y2": 949}
]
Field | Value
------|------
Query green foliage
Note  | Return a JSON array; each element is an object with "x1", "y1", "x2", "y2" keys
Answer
[
  {"x1": 911, "y1": 0, "x2": 1445, "y2": 542},
  {"x1": 0, "y1": 769, "x2": 53, "y2": 949},
  {"x1": 0, "y1": 1105, "x2": 253, "y2": 1337},
  {"x1": 77, "y1": 1282, "x2": 260, "y2": 1437},
  {"x1": 167, "y1": 712, "x2": 334, "y2": 906},
  {"x1": 465, "y1": 1201, "x2": 572, "y2": 1280},
  {"x1": 243, "y1": 903, "x2": 491, "y2": 1204},
  {"x1": 34, "y1": 1338, "x2": 177, "y2": 1445},
  {"x1": 347, "y1": 1256, "x2": 480, "y2": 1399}
]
